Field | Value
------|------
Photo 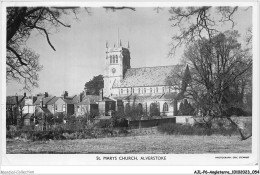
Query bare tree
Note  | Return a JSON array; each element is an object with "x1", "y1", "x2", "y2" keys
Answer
[
  {"x1": 168, "y1": 6, "x2": 251, "y2": 55},
  {"x1": 6, "y1": 7, "x2": 78, "y2": 90},
  {"x1": 7, "y1": 7, "x2": 136, "y2": 91},
  {"x1": 182, "y1": 31, "x2": 252, "y2": 140}
]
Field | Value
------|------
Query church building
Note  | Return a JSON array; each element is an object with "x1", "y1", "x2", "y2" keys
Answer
[{"x1": 99, "y1": 39, "x2": 186, "y2": 118}]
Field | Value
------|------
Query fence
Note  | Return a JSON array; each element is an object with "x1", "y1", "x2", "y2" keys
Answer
[{"x1": 128, "y1": 117, "x2": 176, "y2": 129}]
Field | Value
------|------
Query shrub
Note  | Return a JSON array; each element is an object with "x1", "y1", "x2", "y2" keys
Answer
[
  {"x1": 95, "y1": 120, "x2": 111, "y2": 128},
  {"x1": 157, "y1": 123, "x2": 177, "y2": 135}
]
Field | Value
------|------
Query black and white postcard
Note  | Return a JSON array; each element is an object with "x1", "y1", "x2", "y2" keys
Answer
[{"x1": 1, "y1": 1, "x2": 259, "y2": 174}]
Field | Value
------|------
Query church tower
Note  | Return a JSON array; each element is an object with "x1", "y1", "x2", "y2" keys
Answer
[{"x1": 103, "y1": 40, "x2": 131, "y2": 97}]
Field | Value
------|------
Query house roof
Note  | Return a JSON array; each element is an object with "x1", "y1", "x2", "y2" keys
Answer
[
  {"x1": 33, "y1": 96, "x2": 55, "y2": 105},
  {"x1": 77, "y1": 95, "x2": 100, "y2": 105},
  {"x1": 63, "y1": 98, "x2": 75, "y2": 104},
  {"x1": 6, "y1": 96, "x2": 26, "y2": 105},
  {"x1": 113, "y1": 65, "x2": 180, "y2": 88},
  {"x1": 23, "y1": 113, "x2": 34, "y2": 119},
  {"x1": 47, "y1": 97, "x2": 60, "y2": 105},
  {"x1": 35, "y1": 107, "x2": 51, "y2": 117}
]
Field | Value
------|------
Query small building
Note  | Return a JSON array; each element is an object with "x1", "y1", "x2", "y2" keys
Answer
[{"x1": 75, "y1": 95, "x2": 99, "y2": 117}]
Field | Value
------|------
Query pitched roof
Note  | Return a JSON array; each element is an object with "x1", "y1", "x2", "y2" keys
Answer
[
  {"x1": 47, "y1": 97, "x2": 60, "y2": 105},
  {"x1": 33, "y1": 96, "x2": 55, "y2": 105},
  {"x1": 6, "y1": 96, "x2": 26, "y2": 105},
  {"x1": 23, "y1": 113, "x2": 34, "y2": 119},
  {"x1": 113, "y1": 65, "x2": 180, "y2": 88},
  {"x1": 77, "y1": 95, "x2": 100, "y2": 105},
  {"x1": 63, "y1": 98, "x2": 75, "y2": 104}
]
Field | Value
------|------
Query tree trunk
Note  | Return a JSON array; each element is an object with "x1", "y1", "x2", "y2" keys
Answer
[{"x1": 227, "y1": 117, "x2": 252, "y2": 140}]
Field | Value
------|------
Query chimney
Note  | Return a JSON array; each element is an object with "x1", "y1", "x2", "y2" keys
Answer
[
  {"x1": 80, "y1": 92, "x2": 83, "y2": 102},
  {"x1": 15, "y1": 94, "x2": 19, "y2": 105},
  {"x1": 40, "y1": 98, "x2": 44, "y2": 108},
  {"x1": 44, "y1": 92, "x2": 48, "y2": 98},
  {"x1": 62, "y1": 91, "x2": 68, "y2": 99},
  {"x1": 33, "y1": 96, "x2": 37, "y2": 103},
  {"x1": 100, "y1": 89, "x2": 104, "y2": 101}
]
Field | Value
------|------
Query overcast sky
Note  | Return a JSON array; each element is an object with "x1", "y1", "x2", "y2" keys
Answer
[{"x1": 6, "y1": 7, "x2": 252, "y2": 96}]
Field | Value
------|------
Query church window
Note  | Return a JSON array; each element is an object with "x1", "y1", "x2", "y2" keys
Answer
[
  {"x1": 125, "y1": 103, "x2": 131, "y2": 115},
  {"x1": 115, "y1": 55, "x2": 118, "y2": 63},
  {"x1": 163, "y1": 102, "x2": 168, "y2": 112},
  {"x1": 137, "y1": 103, "x2": 143, "y2": 115},
  {"x1": 112, "y1": 55, "x2": 115, "y2": 63},
  {"x1": 150, "y1": 88, "x2": 152, "y2": 93}
]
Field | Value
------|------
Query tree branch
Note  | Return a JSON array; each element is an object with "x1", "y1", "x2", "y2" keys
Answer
[{"x1": 7, "y1": 46, "x2": 27, "y2": 66}]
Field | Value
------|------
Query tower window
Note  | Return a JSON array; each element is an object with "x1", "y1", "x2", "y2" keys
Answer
[
  {"x1": 115, "y1": 55, "x2": 118, "y2": 63},
  {"x1": 112, "y1": 55, "x2": 115, "y2": 63}
]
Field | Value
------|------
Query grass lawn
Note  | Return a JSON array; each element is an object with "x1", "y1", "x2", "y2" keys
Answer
[{"x1": 6, "y1": 134, "x2": 251, "y2": 154}]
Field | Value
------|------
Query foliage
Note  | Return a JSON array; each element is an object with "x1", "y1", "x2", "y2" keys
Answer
[
  {"x1": 157, "y1": 122, "x2": 240, "y2": 136},
  {"x1": 84, "y1": 75, "x2": 104, "y2": 95},
  {"x1": 178, "y1": 99, "x2": 194, "y2": 116},
  {"x1": 149, "y1": 103, "x2": 160, "y2": 117}
]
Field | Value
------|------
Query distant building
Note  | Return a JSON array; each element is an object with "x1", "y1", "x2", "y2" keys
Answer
[{"x1": 101, "y1": 40, "x2": 185, "y2": 117}]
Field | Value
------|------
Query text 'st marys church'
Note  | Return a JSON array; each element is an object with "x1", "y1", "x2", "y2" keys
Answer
[{"x1": 100, "y1": 39, "x2": 186, "y2": 117}]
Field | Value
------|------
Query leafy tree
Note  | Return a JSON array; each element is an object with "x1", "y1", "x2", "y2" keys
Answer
[
  {"x1": 178, "y1": 99, "x2": 194, "y2": 116},
  {"x1": 84, "y1": 75, "x2": 104, "y2": 95}
]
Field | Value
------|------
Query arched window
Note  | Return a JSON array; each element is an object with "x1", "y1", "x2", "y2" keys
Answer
[
  {"x1": 137, "y1": 103, "x2": 143, "y2": 115},
  {"x1": 115, "y1": 55, "x2": 118, "y2": 63},
  {"x1": 121, "y1": 89, "x2": 123, "y2": 94},
  {"x1": 125, "y1": 103, "x2": 131, "y2": 115},
  {"x1": 150, "y1": 102, "x2": 160, "y2": 117},
  {"x1": 112, "y1": 55, "x2": 115, "y2": 63},
  {"x1": 163, "y1": 102, "x2": 168, "y2": 112},
  {"x1": 138, "y1": 88, "x2": 140, "y2": 93},
  {"x1": 162, "y1": 87, "x2": 165, "y2": 93},
  {"x1": 150, "y1": 88, "x2": 152, "y2": 93},
  {"x1": 144, "y1": 88, "x2": 146, "y2": 93},
  {"x1": 110, "y1": 56, "x2": 112, "y2": 63},
  {"x1": 127, "y1": 88, "x2": 129, "y2": 94},
  {"x1": 156, "y1": 87, "x2": 158, "y2": 93}
]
